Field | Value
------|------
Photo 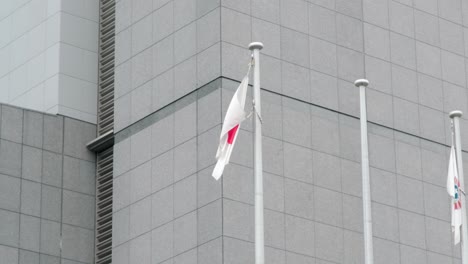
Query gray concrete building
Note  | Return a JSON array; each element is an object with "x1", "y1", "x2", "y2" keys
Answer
[{"x1": 2, "y1": 0, "x2": 468, "y2": 263}]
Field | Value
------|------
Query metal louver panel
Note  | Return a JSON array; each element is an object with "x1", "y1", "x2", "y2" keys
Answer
[
  {"x1": 95, "y1": 148, "x2": 113, "y2": 264},
  {"x1": 98, "y1": 0, "x2": 115, "y2": 136}
]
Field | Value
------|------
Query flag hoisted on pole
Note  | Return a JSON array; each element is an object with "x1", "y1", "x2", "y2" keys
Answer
[
  {"x1": 449, "y1": 110, "x2": 468, "y2": 264},
  {"x1": 355, "y1": 79, "x2": 374, "y2": 264},
  {"x1": 447, "y1": 142, "x2": 462, "y2": 245},
  {"x1": 211, "y1": 42, "x2": 265, "y2": 264}
]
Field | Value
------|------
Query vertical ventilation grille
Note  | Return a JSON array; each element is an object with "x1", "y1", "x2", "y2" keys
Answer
[
  {"x1": 95, "y1": 148, "x2": 113, "y2": 264},
  {"x1": 98, "y1": 0, "x2": 115, "y2": 135}
]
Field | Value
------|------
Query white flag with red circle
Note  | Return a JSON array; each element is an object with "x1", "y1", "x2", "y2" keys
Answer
[
  {"x1": 447, "y1": 145, "x2": 462, "y2": 245},
  {"x1": 212, "y1": 70, "x2": 250, "y2": 180}
]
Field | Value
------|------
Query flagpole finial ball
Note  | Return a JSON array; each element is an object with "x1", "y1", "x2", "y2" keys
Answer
[
  {"x1": 354, "y1": 79, "x2": 369, "y2": 88},
  {"x1": 249, "y1": 42, "x2": 264, "y2": 50},
  {"x1": 450, "y1": 110, "x2": 463, "y2": 118}
]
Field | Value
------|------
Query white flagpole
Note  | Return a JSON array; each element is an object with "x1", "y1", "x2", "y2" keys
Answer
[
  {"x1": 355, "y1": 79, "x2": 374, "y2": 264},
  {"x1": 450, "y1": 110, "x2": 468, "y2": 264},
  {"x1": 249, "y1": 42, "x2": 264, "y2": 264}
]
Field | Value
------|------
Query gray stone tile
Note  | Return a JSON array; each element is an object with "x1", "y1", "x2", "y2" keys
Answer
[
  {"x1": 261, "y1": 55, "x2": 282, "y2": 94},
  {"x1": 151, "y1": 186, "x2": 174, "y2": 228},
  {"x1": 0, "y1": 140, "x2": 22, "y2": 177},
  {"x1": 23, "y1": 111, "x2": 43, "y2": 148},
  {"x1": 1, "y1": 105, "x2": 23, "y2": 143},
  {"x1": 43, "y1": 115, "x2": 63, "y2": 154},
  {"x1": 425, "y1": 217, "x2": 452, "y2": 256},
  {"x1": 252, "y1": 18, "x2": 280, "y2": 59},
  {"x1": 174, "y1": 102, "x2": 196, "y2": 145},
  {"x1": 336, "y1": 13, "x2": 363, "y2": 52},
  {"x1": 285, "y1": 252, "x2": 315, "y2": 264},
  {"x1": 63, "y1": 156, "x2": 95, "y2": 195},
  {"x1": 341, "y1": 159, "x2": 362, "y2": 197},
  {"x1": 151, "y1": 115, "x2": 174, "y2": 158},
  {"x1": 0, "y1": 245, "x2": 18, "y2": 264},
  {"x1": 414, "y1": 0, "x2": 437, "y2": 14},
  {"x1": 129, "y1": 196, "x2": 151, "y2": 238},
  {"x1": 62, "y1": 190, "x2": 95, "y2": 229},
  {"x1": 424, "y1": 182, "x2": 449, "y2": 221},
  {"x1": 364, "y1": 23, "x2": 390, "y2": 61},
  {"x1": 396, "y1": 141, "x2": 422, "y2": 179},
  {"x1": 114, "y1": 137, "x2": 131, "y2": 177},
  {"x1": 174, "y1": 0, "x2": 196, "y2": 30},
  {"x1": 174, "y1": 174, "x2": 197, "y2": 217},
  {"x1": 315, "y1": 223, "x2": 344, "y2": 263},
  {"x1": 343, "y1": 194, "x2": 363, "y2": 232},
  {"x1": 370, "y1": 167, "x2": 397, "y2": 206},
  {"x1": 113, "y1": 207, "x2": 130, "y2": 246},
  {"x1": 397, "y1": 175, "x2": 424, "y2": 214},
  {"x1": 197, "y1": 43, "x2": 221, "y2": 86},
  {"x1": 337, "y1": 46, "x2": 364, "y2": 82},
  {"x1": 174, "y1": 138, "x2": 197, "y2": 181},
  {"x1": 282, "y1": 98, "x2": 310, "y2": 146},
  {"x1": 311, "y1": 115, "x2": 340, "y2": 156},
  {"x1": 19, "y1": 250, "x2": 39, "y2": 264},
  {"x1": 280, "y1": 0, "x2": 308, "y2": 33},
  {"x1": 132, "y1": 0, "x2": 152, "y2": 22},
  {"x1": 115, "y1": 93, "x2": 132, "y2": 132},
  {"x1": 315, "y1": 186, "x2": 343, "y2": 227},
  {"x1": 416, "y1": 41, "x2": 441, "y2": 79},
  {"x1": 130, "y1": 127, "x2": 151, "y2": 168},
  {"x1": 421, "y1": 148, "x2": 447, "y2": 187},
  {"x1": 252, "y1": 0, "x2": 279, "y2": 23},
  {"x1": 223, "y1": 237, "x2": 254, "y2": 264},
  {"x1": 129, "y1": 232, "x2": 151, "y2": 264},
  {"x1": 369, "y1": 133, "x2": 396, "y2": 172},
  {"x1": 198, "y1": 199, "x2": 222, "y2": 244},
  {"x1": 0, "y1": 174, "x2": 20, "y2": 211},
  {"x1": 363, "y1": 0, "x2": 388, "y2": 28},
  {"x1": 197, "y1": 8, "x2": 220, "y2": 53},
  {"x1": 372, "y1": 202, "x2": 399, "y2": 242},
  {"x1": 284, "y1": 177, "x2": 314, "y2": 218},
  {"x1": 41, "y1": 185, "x2": 61, "y2": 222},
  {"x1": 19, "y1": 215, "x2": 40, "y2": 252},
  {"x1": 153, "y1": 2, "x2": 173, "y2": 43},
  {"x1": 262, "y1": 136, "x2": 283, "y2": 176},
  {"x1": 174, "y1": 57, "x2": 197, "y2": 99},
  {"x1": 392, "y1": 64, "x2": 418, "y2": 103},
  {"x1": 152, "y1": 222, "x2": 174, "y2": 263},
  {"x1": 419, "y1": 105, "x2": 445, "y2": 143},
  {"x1": 389, "y1": 1, "x2": 414, "y2": 37},
  {"x1": 39, "y1": 254, "x2": 60, "y2": 264},
  {"x1": 174, "y1": 248, "x2": 197, "y2": 264},
  {"x1": 61, "y1": 224, "x2": 94, "y2": 263},
  {"x1": 152, "y1": 150, "x2": 174, "y2": 193},
  {"x1": 174, "y1": 211, "x2": 197, "y2": 255},
  {"x1": 400, "y1": 245, "x2": 427, "y2": 264},
  {"x1": 63, "y1": 118, "x2": 95, "y2": 161},
  {"x1": 0, "y1": 209, "x2": 19, "y2": 247},
  {"x1": 418, "y1": 73, "x2": 443, "y2": 110},
  {"x1": 221, "y1": 42, "x2": 251, "y2": 81},
  {"x1": 223, "y1": 164, "x2": 254, "y2": 204},
  {"x1": 309, "y1": 36, "x2": 337, "y2": 77},
  {"x1": 221, "y1": 7, "x2": 251, "y2": 47},
  {"x1": 131, "y1": 81, "x2": 152, "y2": 123},
  {"x1": 197, "y1": 165, "x2": 221, "y2": 207},
  {"x1": 223, "y1": 199, "x2": 254, "y2": 242},
  {"x1": 441, "y1": 51, "x2": 466, "y2": 88},
  {"x1": 42, "y1": 151, "x2": 62, "y2": 187},
  {"x1": 130, "y1": 161, "x2": 151, "y2": 203},
  {"x1": 131, "y1": 47, "x2": 153, "y2": 89},
  {"x1": 265, "y1": 247, "x2": 285, "y2": 264},
  {"x1": 313, "y1": 151, "x2": 341, "y2": 191},
  {"x1": 439, "y1": 0, "x2": 463, "y2": 24},
  {"x1": 131, "y1": 14, "x2": 152, "y2": 55},
  {"x1": 427, "y1": 251, "x2": 453, "y2": 264},
  {"x1": 440, "y1": 19, "x2": 464, "y2": 56},
  {"x1": 174, "y1": 23, "x2": 196, "y2": 64},
  {"x1": 198, "y1": 237, "x2": 222, "y2": 264},
  {"x1": 284, "y1": 143, "x2": 312, "y2": 184},
  {"x1": 285, "y1": 215, "x2": 314, "y2": 256},
  {"x1": 113, "y1": 243, "x2": 129, "y2": 264},
  {"x1": 21, "y1": 180, "x2": 41, "y2": 217},
  {"x1": 40, "y1": 219, "x2": 60, "y2": 256},
  {"x1": 22, "y1": 146, "x2": 42, "y2": 182},
  {"x1": 343, "y1": 230, "x2": 363, "y2": 263},
  {"x1": 197, "y1": 88, "x2": 221, "y2": 135},
  {"x1": 374, "y1": 238, "x2": 400, "y2": 264},
  {"x1": 414, "y1": 10, "x2": 439, "y2": 46},
  {"x1": 390, "y1": 32, "x2": 416, "y2": 70},
  {"x1": 399, "y1": 210, "x2": 426, "y2": 249},
  {"x1": 264, "y1": 209, "x2": 285, "y2": 249},
  {"x1": 281, "y1": 28, "x2": 309, "y2": 68},
  {"x1": 310, "y1": 70, "x2": 338, "y2": 110},
  {"x1": 309, "y1": 4, "x2": 336, "y2": 42}
]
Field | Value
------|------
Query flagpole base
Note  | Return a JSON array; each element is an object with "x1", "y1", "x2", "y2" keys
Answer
[
  {"x1": 354, "y1": 79, "x2": 369, "y2": 88},
  {"x1": 249, "y1": 42, "x2": 264, "y2": 51},
  {"x1": 450, "y1": 110, "x2": 463, "y2": 118}
]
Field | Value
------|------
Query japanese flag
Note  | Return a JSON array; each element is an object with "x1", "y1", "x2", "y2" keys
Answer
[{"x1": 212, "y1": 72, "x2": 250, "y2": 180}]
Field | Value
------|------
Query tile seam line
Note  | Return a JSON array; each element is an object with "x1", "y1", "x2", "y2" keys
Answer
[{"x1": 114, "y1": 75, "x2": 466, "y2": 154}]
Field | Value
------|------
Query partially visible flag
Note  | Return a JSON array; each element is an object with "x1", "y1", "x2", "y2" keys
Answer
[
  {"x1": 212, "y1": 68, "x2": 250, "y2": 180},
  {"x1": 447, "y1": 145, "x2": 462, "y2": 245}
]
